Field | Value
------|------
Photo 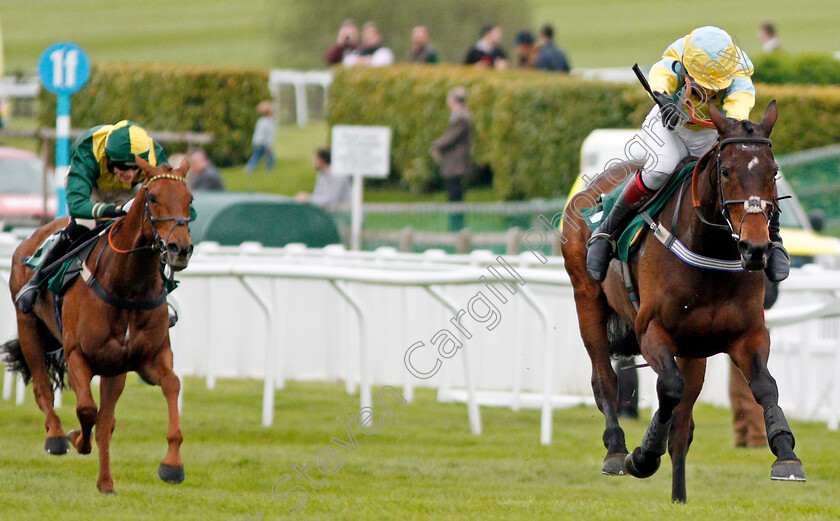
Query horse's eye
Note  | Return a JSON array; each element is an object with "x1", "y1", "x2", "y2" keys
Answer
[
  {"x1": 149, "y1": 194, "x2": 158, "y2": 204},
  {"x1": 720, "y1": 167, "x2": 730, "y2": 179}
]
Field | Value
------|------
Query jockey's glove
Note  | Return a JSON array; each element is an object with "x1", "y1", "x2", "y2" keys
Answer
[
  {"x1": 654, "y1": 91, "x2": 682, "y2": 131},
  {"x1": 101, "y1": 205, "x2": 127, "y2": 219}
]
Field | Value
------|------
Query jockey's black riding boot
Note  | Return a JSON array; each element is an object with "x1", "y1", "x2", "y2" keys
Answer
[
  {"x1": 586, "y1": 171, "x2": 654, "y2": 282},
  {"x1": 765, "y1": 210, "x2": 790, "y2": 282},
  {"x1": 15, "y1": 230, "x2": 73, "y2": 313}
]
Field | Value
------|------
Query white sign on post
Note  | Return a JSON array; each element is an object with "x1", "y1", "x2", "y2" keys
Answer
[
  {"x1": 330, "y1": 125, "x2": 392, "y2": 250},
  {"x1": 331, "y1": 125, "x2": 391, "y2": 177}
]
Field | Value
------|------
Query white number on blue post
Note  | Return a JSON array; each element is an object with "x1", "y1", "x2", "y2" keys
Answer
[{"x1": 49, "y1": 48, "x2": 79, "y2": 89}]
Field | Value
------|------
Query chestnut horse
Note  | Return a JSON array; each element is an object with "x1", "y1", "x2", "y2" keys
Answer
[
  {"x1": 3, "y1": 157, "x2": 193, "y2": 493},
  {"x1": 561, "y1": 101, "x2": 805, "y2": 503}
]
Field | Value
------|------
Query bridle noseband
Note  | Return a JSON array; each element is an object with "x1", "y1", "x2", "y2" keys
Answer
[
  {"x1": 692, "y1": 136, "x2": 777, "y2": 240},
  {"x1": 142, "y1": 174, "x2": 191, "y2": 255},
  {"x1": 108, "y1": 173, "x2": 190, "y2": 258}
]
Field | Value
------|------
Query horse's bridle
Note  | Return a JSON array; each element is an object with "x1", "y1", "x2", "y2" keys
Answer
[
  {"x1": 108, "y1": 173, "x2": 190, "y2": 259},
  {"x1": 142, "y1": 174, "x2": 191, "y2": 256},
  {"x1": 692, "y1": 136, "x2": 778, "y2": 240}
]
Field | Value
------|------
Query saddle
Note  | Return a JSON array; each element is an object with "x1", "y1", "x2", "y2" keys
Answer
[
  {"x1": 23, "y1": 229, "x2": 101, "y2": 298},
  {"x1": 581, "y1": 158, "x2": 697, "y2": 263}
]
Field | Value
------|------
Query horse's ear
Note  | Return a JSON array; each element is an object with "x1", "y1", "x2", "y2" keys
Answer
[
  {"x1": 759, "y1": 100, "x2": 778, "y2": 136},
  {"x1": 135, "y1": 155, "x2": 153, "y2": 174},
  {"x1": 708, "y1": 102, "x2": 728, "y2": 132},
  {"x1": 177, "y1": 157, "x2": 191, "y2": 177}
]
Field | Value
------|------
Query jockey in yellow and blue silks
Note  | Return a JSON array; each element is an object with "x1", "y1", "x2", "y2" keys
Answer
[
  {"x1": 586, "y1": 26, "x2": 789, "y2": 283},
  {"x1": 15, "y1": 121, "x2": 192, "y2": 314}
]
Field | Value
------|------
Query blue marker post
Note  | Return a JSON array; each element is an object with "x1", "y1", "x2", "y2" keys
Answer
[
  {"x1": 38, "y1": 42, "x2": 90, "y2": 218},
  {"x1": 55, "y1": 93, "x2": 71, "y2": 216}
]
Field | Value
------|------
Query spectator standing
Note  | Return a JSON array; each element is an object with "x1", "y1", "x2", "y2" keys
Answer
[
  {"x1": 246, "y1": 101, "x2": 276, "y2": 174},
  {"x1": 430, "y1": 87, "x2": 472, "y2": 231},
  {"x1": 757, "y1": 21, "x2": 780, "y2": 52},
  {"x1": 343, "y1": 22, "x2": 394, "y2": 67},
  {"x1": 535, "y1": 24, "x2": 571, "y2": 73},
  {"x1": 407, "y1": 25, "x2": 439, "y2": 64},
  {"x1": 514, "y1": 30, "x2": 537, "y2": 68},
  {"x1": 464, "y1": 25, "x2": 509, "y2": 69},
  {"x1": 188, "y1": 149, "x2": 224, "y2": 191},
  {"x1": 295, "y1": 148, "x2": 351, "y2": 207},
  {"x1": 325, "y1": 20, "x2": 359, "y2": 65}
]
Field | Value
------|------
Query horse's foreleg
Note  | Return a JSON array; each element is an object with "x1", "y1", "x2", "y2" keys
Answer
[
  {"x1": 730, "y1": 330, "x2": 806, "y2": 482},
  {"x1": 95, "y1": 374, "x2": 126, "y2": 494},
  {"x1": 668, "y1": 357, "x2": 705, "y2": 504},
  {"x1": 139, "y1": 344, "x2": 185, "y2": 485},
  {"x1": 66, "y1": 349, "x2": 96, "y2": 455},
  {"x1": 575, "y1": 291, "x2": 628, "y2": 475},
  {"x1": 627, "y1": 321, "x2": 683, "y2": 480},
  {"x1": 16, "y1": 315, "x2": 69, "y2": 454}
]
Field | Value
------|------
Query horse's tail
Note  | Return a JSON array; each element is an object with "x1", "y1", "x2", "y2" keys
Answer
[
  {"x1": 0, "y1": 338, "x2": 66, "y2": 390},
  {"x1": 1, "y1": 338, "x2": 32, "y2": 385},
  {"x1": 607, "y1": 312, "x2": 640, "y2": 358}
]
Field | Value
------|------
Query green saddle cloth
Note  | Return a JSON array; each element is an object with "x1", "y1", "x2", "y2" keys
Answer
[
  {"x1": 581, "y1": 161, "x2": 696, "y2": 262},
  {"x1": 23, "y1": 233, "x2": 93, "y2": 296}
]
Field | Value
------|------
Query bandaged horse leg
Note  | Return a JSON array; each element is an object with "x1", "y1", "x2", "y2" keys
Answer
[{"x1": 730, "y1": 330, "x2": 805, "y2": 481}]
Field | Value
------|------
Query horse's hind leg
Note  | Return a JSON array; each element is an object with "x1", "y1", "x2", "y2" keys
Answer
[
  {"x1": 139, "y1": 340, "x2": 185, "y2": 485},
  {"x1": 16, "y1": 313, "x2": 70, "y2": 455},
  {"x1": 572, "y1": 289, "x2": 628, "y2": 475},
  {"x1": 627, "y1": 321, "x2": 683, "y2": 480},
  {"x1": 95, "y1": 374, "x2": 126, "y2": 494},
  {"x1": 730, "y1": 330, "x2": 806, "y2": 482},
  {"x1": 668, "y1": 357, "x2": 706, "y2": 504},
  {"x1": 66, "y1": 350, "x2": 97, "y2": 455}
]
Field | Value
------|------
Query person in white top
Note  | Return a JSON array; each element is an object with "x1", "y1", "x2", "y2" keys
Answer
[
  {"x1": 295, "y1": 148, "x2": 351, "y2": 207},
  {"x1": 343, "y1": 22, "x2": 394, "y2": 67},
  {"x1": 757, "y1": 22, "x2": 780, "y2": 52}
]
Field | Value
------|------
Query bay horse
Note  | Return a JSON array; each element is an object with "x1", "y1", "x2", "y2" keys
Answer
[
  {"x1": 561, "y1": 101, "x2": 805, "y2": 503},
  {"x1": 2, "y1": 157, "x2": 193, "y2": 493}
]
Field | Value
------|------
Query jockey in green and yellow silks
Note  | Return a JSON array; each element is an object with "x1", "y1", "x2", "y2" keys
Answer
[
  {"x1": 65, "y1": 120, "x2": 167, "y2": 220},
  {"x1": 585, "y1": 26, "x2": 789, "y2": 284},
  {"x1": 15, "y1": 121, "x2": 193, "y2": 316}
]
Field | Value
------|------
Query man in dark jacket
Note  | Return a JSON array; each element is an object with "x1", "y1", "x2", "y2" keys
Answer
[
  {"x1": 188, "y1": 149, "x2": 224, "y2": 191},
  {"x1": 535, "y1": 24, "x2": 571, "y2": 73},
  {"x1": 464, "y1": 25, "x2": 508, "y2": 69},
  {"x1": 430, "y1": 87, "x2": 472, "y2": 231}
]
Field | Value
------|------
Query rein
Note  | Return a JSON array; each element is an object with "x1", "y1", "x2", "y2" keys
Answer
[
  {"x1": 108, "y1": 173, "x2": 190, "y2": 256},
  {"x1": 91, "y1": 172, "x2": 189, "y2": 310},
  {"x1": 691, "y1": 136, "x2": 776, "y2": 239},
  {"x1": 638, "y1": 135, "x2": 777, "y2": 273}
]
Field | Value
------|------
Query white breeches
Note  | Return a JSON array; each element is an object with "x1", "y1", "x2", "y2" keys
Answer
[{"x1": 638, "y1": 105, "x2": 717, "y2": 190}]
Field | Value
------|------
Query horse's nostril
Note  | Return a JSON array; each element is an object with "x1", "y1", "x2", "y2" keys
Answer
[
  {"x1": 167, "y1": 243, "x2": 193, "y2": 258},
  {"x1": 738, "y1": 240, "x2": 751, "y2": 256}
]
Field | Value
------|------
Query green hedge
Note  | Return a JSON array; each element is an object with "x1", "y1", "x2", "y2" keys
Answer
[
  {"x1": 329, "y1": 65, "x2": 840, "y2": 199},
  {"x1": 38, "y1": 63, "x2": 270, "y2": 166},
  {"x1": 752, "y1": 52, "x2": 840, "y2": 86}
]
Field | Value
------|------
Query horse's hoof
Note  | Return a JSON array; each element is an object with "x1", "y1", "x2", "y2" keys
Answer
[
  {"x1": 625, "y1": 447, "x2": 660, "y2": 479},
  {"x1": 44, "y1": 435, "x2": 70, "y2": 455},
  {"x1": 100, "y1": 489, "x2": 118, "y2": 496},
  {"x1": 67, "y1": 430, "x2": 91, "y2": 455},
  {"x1": 771, "y1": 460, "x2": 806, "y2": 482},
  {"x1": 602, "y1": 452, "x2": 628, "y2": 476},
  {"x1": 158, "y1": 463, "x2": 185, "y2": 484}
]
